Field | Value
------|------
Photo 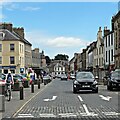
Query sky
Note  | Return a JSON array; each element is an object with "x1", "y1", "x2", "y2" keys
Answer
[{"x1": 0, "y1": 1, "x2": 119, "y2": 60}]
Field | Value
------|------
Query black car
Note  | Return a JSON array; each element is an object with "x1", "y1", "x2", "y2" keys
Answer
[
  {"x1": 107, "y1": 71, "x2": 120, "y2": 91},
  {"x1": 73, "y1": 71, "x2": 98, "y2": 93}
]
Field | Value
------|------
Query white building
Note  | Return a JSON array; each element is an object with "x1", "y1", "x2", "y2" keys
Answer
[
  {"x1": 103, "y1": 27, "x2": 115, "y2": 71},
  {"x1": 54, "y1": 63, "x2": 65, "y2": 75}
]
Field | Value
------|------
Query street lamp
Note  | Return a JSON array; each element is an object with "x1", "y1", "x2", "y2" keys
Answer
[{"x1": 96, "y1": 65, "x2": 99, "y2": 83}]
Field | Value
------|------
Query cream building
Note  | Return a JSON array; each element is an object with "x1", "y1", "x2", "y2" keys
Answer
[
  {"x1": 0, "y1": 23, "x2": 32, "y2": 74},
  {"x1": 93, "y1": 27, "x2": 104, "y2": 79}
]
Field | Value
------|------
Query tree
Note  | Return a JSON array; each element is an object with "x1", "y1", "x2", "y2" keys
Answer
[
  {"x1": 45, "y1": 56, "x2": 51, "y2": 65},
  {"x1": 54, "y1": 54, "x2": 69, "y2": 61}
]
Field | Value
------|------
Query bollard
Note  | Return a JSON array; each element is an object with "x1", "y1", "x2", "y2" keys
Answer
[
  {"x1": 38, "y1": 80, "x2": 40, "y2": 89},
  {"x1": 31, "y1": 82, "x2": 34, "y2": 93},
  {"x1": 20, "y1": 86, "x2": 24, "y2": 100}
]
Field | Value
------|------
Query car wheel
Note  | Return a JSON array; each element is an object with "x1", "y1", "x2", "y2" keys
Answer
[
  {"x1": 73, "y1": 87, "x2": 77, "y2": 93},
  {"x1": 94, "y1": 88, "x2": 98, "y2": 93},
  {"x1": 107, "y1": 82, "x2": 113, "y2": 91},
  {"x1": 107, "y1": 85, "x2": 110, "y2": 90},
  {"x1": 109, "y1": 85, "x2": 113, "y2": 91}
]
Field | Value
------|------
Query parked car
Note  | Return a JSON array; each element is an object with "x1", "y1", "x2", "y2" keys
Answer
[
  {"x1": 70, "y1": 74, "x2": 75, "y2": 80},
  {"x1": 57, "y1": 74, "x2": 62, "y2": 79},
  {"x1": 107, "y1": 70, "x2": 120, "y2": 91},
  {"x1": 13, "y1": 74, "x2": 23, "y2": 91},
  {"x1": 43, "y1": 75, "x2": 51, "y2": 85},
  {"x1": 73, "y1": 71, "x2": 98, "y2": 93},
  {"x1": 61, "y1": 74, "x2": 67, "y2": 80},
  {"x1": 0, "y1": 73, "x2": 6, "y2": 85},
  {"x1": 0, "y1": 73, "x2": 6, "y2": 95},
  {"x1": 21, "y1": 73, "x2": 30, "y2": 87}
]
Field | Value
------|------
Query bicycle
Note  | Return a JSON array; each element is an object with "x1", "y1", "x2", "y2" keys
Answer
[{"x1": 5, "y1": 83, "x2": 12, "y2": 101}]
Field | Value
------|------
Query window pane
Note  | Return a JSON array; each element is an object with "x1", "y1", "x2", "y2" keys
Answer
[
  {"x1": 10, "y1": 56, "x2": 15, "y2": 64},
  {"x1": 0, "y1": 57, "x2": 1, "y2": 64},
  {"x1": 10, "y1": 44, "x2": 14, "y2": 51},
  {"x1": 0, "y1": 44, "x2": 2, "y2": 52}
]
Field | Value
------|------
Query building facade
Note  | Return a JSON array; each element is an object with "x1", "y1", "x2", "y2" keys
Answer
[
  {"x1": 0, "y1": 23, "x2": 32, "y2": 74},
  {"x1": 54, "y1": 63, "x2": 65, "y2": 75},
  {"x1": 103, "y1": 27, "x2": 115, "y2": 71},
  {"x1": 93, "y1": 27, "x2": 104, "y2": 79},
  {"x1": 112, "y1": 11, "x2": 120, "y2": 69}
]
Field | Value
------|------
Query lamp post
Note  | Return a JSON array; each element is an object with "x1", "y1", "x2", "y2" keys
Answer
[{"x1": 96, "y1": 65, "x2": 99, "y2": 83}]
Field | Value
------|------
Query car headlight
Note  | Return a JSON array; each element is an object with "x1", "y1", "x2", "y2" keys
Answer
[
  {"x1": 93, "y1": 80, "x2": 97, "y2": 85},
  {"x1": 74, "y1": 80, "x2": 79, "y2": 84}
]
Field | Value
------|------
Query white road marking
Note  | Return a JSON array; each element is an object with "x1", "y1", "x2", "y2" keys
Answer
[
  {"x1": 83, "y1": 104, "x2": 90, "y2": 114},
  {"x1": 81, "y1": 104, "x2": 98, "y2": 116},
  {"x1": 59, "y1": 113, "x2": 77, "y2": 117},
  {"x1": 102, "y1": 112, "x2": 120, "y2": 116},
  {"x1": 78, "y1": 95, "x2": 83, "y2": 102},
  {"x1": 17, "y1": 113, "x2": 34, "y2": 118},
  {"x1": 39, "y1": 113, "x2": 56, "y2": 117},
  {"x1": 44, "y1": 96, "x2": 57, "y2": 102},
  {"x1": 99, "y1": 95, "x2": 112, "y2": 101},
  {"x1": 80, "y1": 112, "x2": 98, "y2": 116}
]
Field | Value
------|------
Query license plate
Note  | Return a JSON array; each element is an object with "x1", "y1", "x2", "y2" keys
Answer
[{"x1": 82, "y1": 85, "x2": 90, "y2": 87}]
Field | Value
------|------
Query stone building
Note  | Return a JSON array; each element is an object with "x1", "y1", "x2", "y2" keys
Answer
[
  {"x1": 0, "y1": 23, "x2": 32, "y2": 73},
  {"x1": 93, "y1": 27, "x2": 104, "y2": 79},
  {"x1": 112, "y1": 11, "x2": 120, "y2": 69}
]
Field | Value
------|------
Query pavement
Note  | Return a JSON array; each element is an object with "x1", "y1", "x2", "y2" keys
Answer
[{"x1": 0, "y1": 82, "x2": 46, "y2": 120}]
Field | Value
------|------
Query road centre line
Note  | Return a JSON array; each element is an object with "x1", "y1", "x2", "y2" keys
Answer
[{"x1": 78, "y1": 95, "x2": 83, "y2": 102}]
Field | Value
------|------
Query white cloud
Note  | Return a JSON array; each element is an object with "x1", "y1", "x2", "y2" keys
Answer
[
  {"x1": 25, "y1": 30, "x2": 94, "y2": 59},
  {"x1": 26, "y1": 30, "x2": 89, "y2": 48},
  {"x1": 46, "y1": 36, "x2": 88, "y2": 48},
  {"x1": 23, "y1": 7, "x2": 40, "y2": 11},
  {"x1": 2, "y1": 2, "x2": 40, "y2": 11}
]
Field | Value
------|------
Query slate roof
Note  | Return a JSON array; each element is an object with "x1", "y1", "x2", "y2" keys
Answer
[
  {"x1": 54, "y1": 63, "x2": 64, "y2": 68},
  {"x1": 0, "y1": 29, "x2": 20, "y2": 40},
  {"x1": 0, "y1": 29, "x2": 32, "y2": 46}
]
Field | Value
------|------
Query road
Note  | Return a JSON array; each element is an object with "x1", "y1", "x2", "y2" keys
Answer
[{"x1": 2, "y1": 78, "x2": 120, "y2": 120}]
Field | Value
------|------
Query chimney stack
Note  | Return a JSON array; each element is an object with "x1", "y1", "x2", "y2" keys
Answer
[
  {"x1": 104, "y1": 26, "x2": 110, "y2": 36},
  {"x1": 13, "y1": 27, "x2": 24, "y2": 39},
  {"x1": 0, "y1": 23, "x2": 13, "y2": 32}
]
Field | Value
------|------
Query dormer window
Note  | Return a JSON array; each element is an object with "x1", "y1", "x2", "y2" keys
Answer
[{"x1": 0, "y1": 32, "x2": 5, "y2": 40}]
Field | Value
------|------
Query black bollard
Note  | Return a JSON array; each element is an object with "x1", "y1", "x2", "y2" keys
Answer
[
  {"x1": 31, "y1": 82, "x2": 34, "y2": 93},
  {"x1": 38, "y1": 80, "x2": 40, "y2": 89},
  {"x1": 20, "y1": 86, "x2": 24, "y2": 100}
]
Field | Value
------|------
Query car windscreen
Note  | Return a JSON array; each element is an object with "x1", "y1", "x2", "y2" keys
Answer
[
  {"x1": 0, "y1": 74, "x2": 6, "y2": 80},
  {"x1": 76, "y1": 72, "x2": 94, "y2": 79},
  {"x1": 111, "y1": 71, "x2": 120, "y2": 78}
]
